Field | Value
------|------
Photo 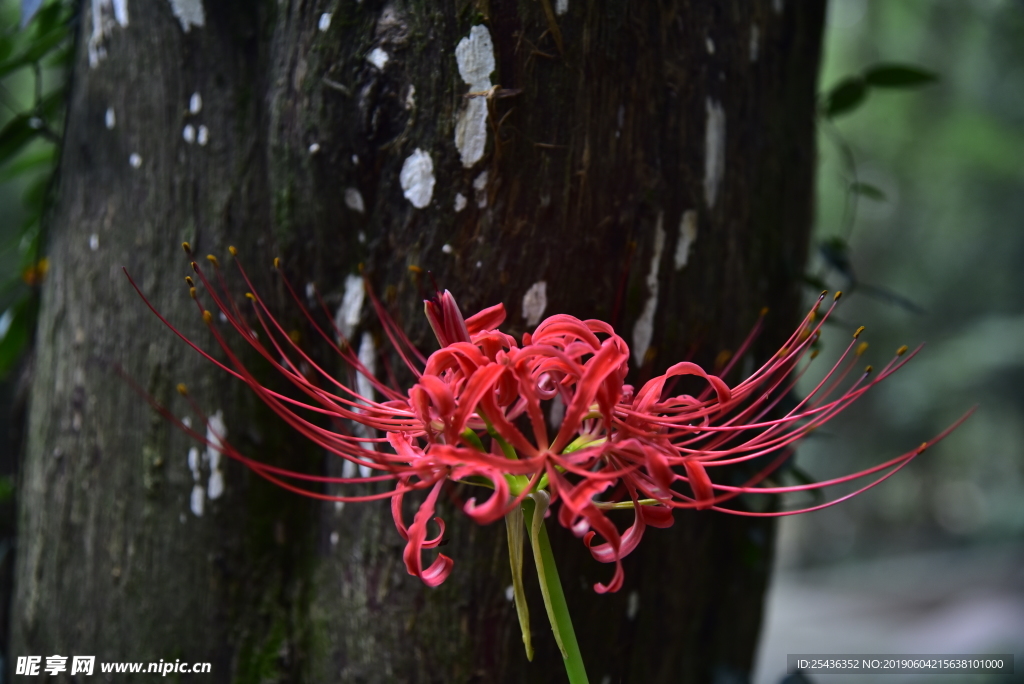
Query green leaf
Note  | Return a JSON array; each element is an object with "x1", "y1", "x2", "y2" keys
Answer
[
  {"x1": 823, "y1": 77, "x2": 868, "y2": 118},
  {"x1": 31, "y1": 2, "x2": 64, "y2": 34},
  {"x1": 0, "y1": 35, "x2": 14, "y2": 63},
  {"x1": 0, "y1": 146, "x2": 56, "y2": 183},
  {"x1": 0, "y1": 24, "x2": 69, "y2": 80},
  {"x1": 0, "y1": 115, "x2": 41, "y2": 166},
  {"x1": 0, "y1": 88, "x2": 68, "y2": 166},
  {"x1": 849, "y1": 181, "x2": 887, "y2": 201},
  {"x1": 864, "y1": 63, "x2": 938, "y2": 88},
  {"x1": 22, "y1": 172, "x2": 49, "y2": 208},
  {"x1": 43, "y1": 43, "x2": 73, "y2": 68}
]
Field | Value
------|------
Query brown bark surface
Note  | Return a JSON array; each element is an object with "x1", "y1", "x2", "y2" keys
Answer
[{"x1": 12, "y1": 1, "x2": 824, "y2": 681}]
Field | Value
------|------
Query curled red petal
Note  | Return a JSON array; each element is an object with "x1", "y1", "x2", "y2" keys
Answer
[
  {"x1": 455, "y1": 466, "x2": 511, "y2": 524},
  {"x1": 401, "y1": 479, "x2": 454, "y2": 587},
  {"x1": 466, "y1": 302, "x2": 506, "y2": 333},
  {"x1": 683, "y1": 460, "x2": 715, "y2": 510}
]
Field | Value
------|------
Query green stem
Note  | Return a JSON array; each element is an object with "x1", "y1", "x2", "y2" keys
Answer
[{"x1": 523, "y1": 494, "x2": 590, "y2": 684}]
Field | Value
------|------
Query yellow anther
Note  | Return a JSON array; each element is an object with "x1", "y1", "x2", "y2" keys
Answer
[
  {"x1": 176, "y1": 383, "x2": 188, "y2": 396},
  {"x1": 810, "y1": 349, "x2": 820, "y2": 359},
  {"x1": 182, "y1": 242, "x2": 191, "y2": 254},
  {"x1": 917, "y1": 442, "x2": 928, "y2": 454},
  {"x1": 776, "y1": 346, "x2": 790, "y2": 358},
  {"x1": 408, "y1": 264, "x2": 423, "y2": 274},
  {"x1": 206, "y1": 254, "x2": 220, "y2": 268},
  {"x1": 245, "y1": 292, "x2": 256, "y2": 301},
  {"x1": 808, "y1": 311, "x2": 817, "y2": 323},
  {"x1": 189, "y1": 287, "x2": 197, "y2": 299},
  {"x1": 853, "y1": 325, "x2": 866, "y2": 339},
  {"x1": 864, "y1": 365, "x2": 873, "y2": 374},
  {"x1": 288, "y1": 329, "x2": 302, "y2": 344},
  {"x1": 856, "y1": 342, "x2": 869, "y2": 356},
  {"x1": 896, "y1": 345, "x2": 908, "y2": 357},
  {"x1": 191, "y1": 261, "x2": 199, "y2": 272},
  {"x1": 760, "y1": 306, "x2": 770, "y2": 316},
  {"x1": 185, "y1": 276, "x2": 194, "y2": 287},
  {"x1": 834, "y1": 290, "x2": 843, "y2": 301},
  {"x1": 820, "y1": 290, "x2": 828, "y2": 299},
  {"x1": 273, "y1": 257, "x2": 281, "y2": 269},
  {"x1": 228, "y1": 245, "x2": 238, "y2": 256},
  {"x1": 202, "y1": 310, "x2": 213, "y2": 324},
  {"x1": 714, "y1": 350, "x2": 733, "y2": 370}
]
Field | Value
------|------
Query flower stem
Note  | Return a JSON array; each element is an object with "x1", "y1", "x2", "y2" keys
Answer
[{"x1": 523, "y1": 494, "x2": 590, "y2": 684}]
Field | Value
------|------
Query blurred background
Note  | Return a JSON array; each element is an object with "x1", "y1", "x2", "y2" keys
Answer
[
  {"x1": 1, "y1": 1, "x2": 1022, "y2": 682},
  {"x1": 755, "y1": 1, "x2": 1024, "y2": 682}
]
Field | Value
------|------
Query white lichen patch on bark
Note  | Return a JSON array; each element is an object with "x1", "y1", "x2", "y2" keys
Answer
[
  {"x1": 187, "y1": 447, "x2": 204, "y2": 516},
  {"x1": 626, "y1": 590, "x2": 640, "y2": 620},
  {"x1": 473, "y1": 169, "x2": 489, "y2": 208},
  {"x1": 128, "y1": 153, "x2": 142, "y2": 168},
  {"x1": 342, "y1": 459, "x2": 357, "y2": 479},
  {"x1": 335, "y1": 274, "x2": 365, "y2": 343},
  {"x1": 196, "y1": 125, "x2": 209, "y2": 146},
  {"x1": 187, "y1": 447, "x2": 200, "y2": 482},
  {"x1": 556, "y1": 0, "x2": 568, "y2": 15},
  {"x1": 400, "y1": 148, "x2": 435, "y2": 209},
  {"x1": 674, "y1": 210, "x2": 698, "y2": 270},
  {"x1": 356, "y1": 332, "x2": 377, "y2": 478},
  {"x1": 205, "y1": 410, "x2": 225, "y2": 500},
  {"x1": 749, "y1": 25, "x2": 760, "y2": 62},
  {"x1": 88, "y1": 0, "x2": 129, "y2": 68},
  {"x1": 190, "y1": 484, "x2": 205, "y2": 517},
  {"x1": 522, "y1": 281, "x2": 548, "y2": 327},
  {"x1": 207, "y1": 469, "x2": 224, "y2": 500},
  {"x1": 189, "y1": 92, "x2": 202, "y2": 114},
  {"x1": 703, "y1": 98, "x2": 726, "y2": 209},
  {"x1": 454, "y1": 192, "x2": 467, "y2": 212},
  {"x1": 167, "y1": 0, "x2": 204, "y2": 32},
  {"x1": 182, "y1": 124, "x2": 195, "y2": 144},
  {"x1": 104, "y1": 107, "x2": 115, "y2": 129},
  {"x1": 367, "y1": 47, "x2": 390, "y2": 70},
  {"x1": 318, "y1": 13, "x2": 332, "y2": 32},
  {"x1": 112, "y1": 0, "x2": 128, "y2": 25},
  {"x1": 454, "y1": 25, "x2": 496, "y2": 168},
  {"x1": 344, "y1": 188, "x2": 365, "y2": 213},
  {"x1": 632, "y1": 212, "x2": 666, "y2": 366}
]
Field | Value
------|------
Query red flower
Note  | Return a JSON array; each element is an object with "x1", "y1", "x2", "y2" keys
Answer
[{"x1": 127, "y1": 246, "x2": 970, "y2": 593}]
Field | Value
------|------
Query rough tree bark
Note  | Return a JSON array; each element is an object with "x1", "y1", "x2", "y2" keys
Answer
[{"x1": 12, "y1": 0, "x2": 824, "y2": 681}]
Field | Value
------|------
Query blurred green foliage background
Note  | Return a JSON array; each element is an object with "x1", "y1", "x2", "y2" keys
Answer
[
  {"x1": 782, "y1": 0, "x2": 1024, "y2": 568},
  {"x1": 0, "y1": 0, "x2": 68, "y2": 382}
]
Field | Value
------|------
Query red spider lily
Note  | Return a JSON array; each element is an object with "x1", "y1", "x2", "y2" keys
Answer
[{"x1": 126, "y1": 245, "x2": 970, "y2": 593}]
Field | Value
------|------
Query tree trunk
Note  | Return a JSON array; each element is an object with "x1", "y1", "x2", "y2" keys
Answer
[{"x1": 12, "y1": 0, "x2": 824, "y2": 682}]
